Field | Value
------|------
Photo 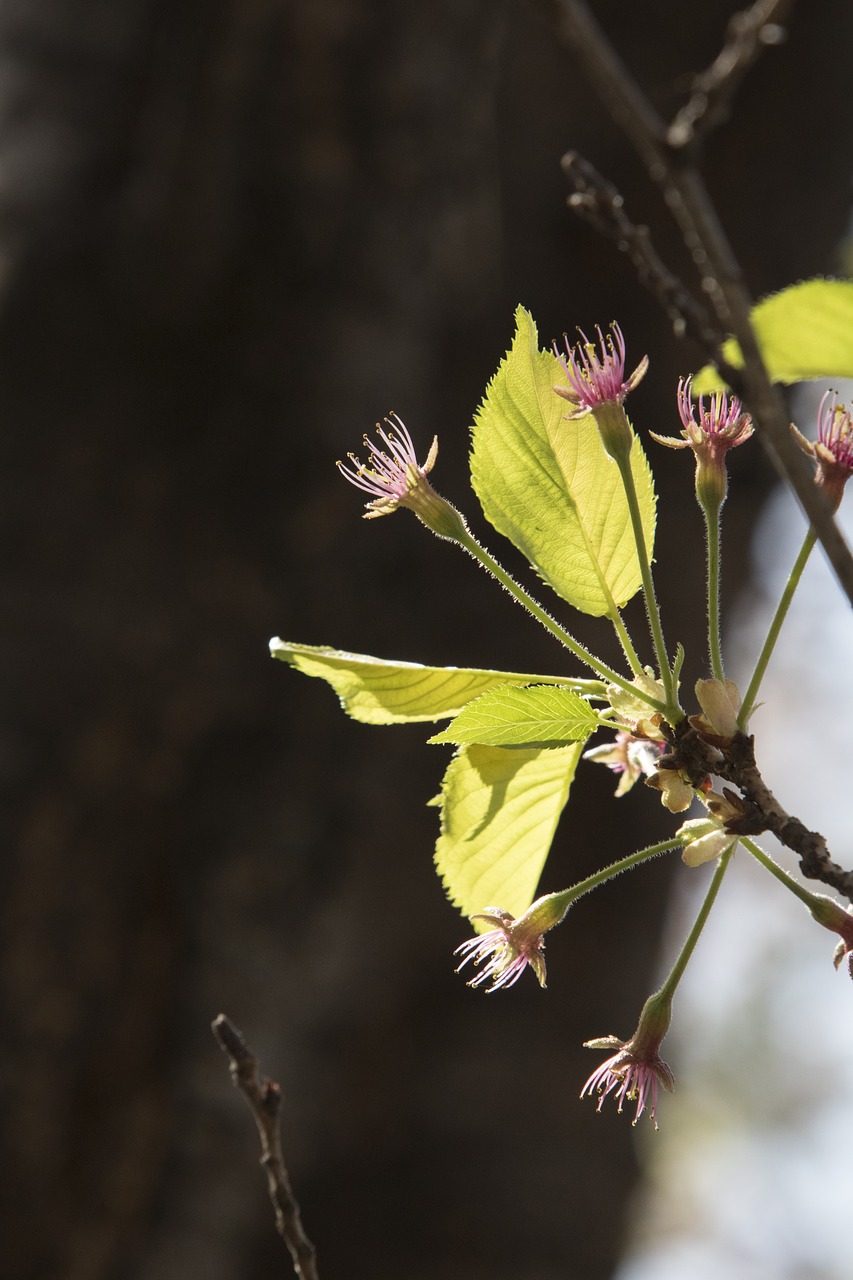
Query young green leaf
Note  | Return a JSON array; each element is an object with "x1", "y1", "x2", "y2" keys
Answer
[
  {"x1": 270, "y1": 639, "x2": 593, "y2": 724},
  {"x1": 470, "y1": 305, "x2": 656, "y2": 616},
  {"x1": 432, "y1": 742, "x2": 583, "y2": 920},
  {"x1": 692, "y1": 278, "x2": 853, "y2": 392},
  {"x1": 429, "y1": 684, "x2": 599, "y2": 747}
]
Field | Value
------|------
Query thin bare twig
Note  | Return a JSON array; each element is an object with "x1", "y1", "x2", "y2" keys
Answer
[
  {"x1": 212, "y1": 1014, "x2": 319, "y2": 1280},
  {"x1": 562, "y1": 152, "x2": 725, "y2": 354},
  {"x1": 548, "y1": 0, "x2": 853, "y2": 612},
  {"x1": 667, "y1": 0, "x2": 792, "y2": 150}
]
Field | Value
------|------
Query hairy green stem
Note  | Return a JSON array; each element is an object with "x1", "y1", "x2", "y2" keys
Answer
[
  {"x1": 610, "y1": 608, "x2": 643, "y2": 676},
  {"x1": 542, "y1": 838, "x2": 683, "y2": 922},
  {"x1": 614, "y1": 454, "x2": 678, "y2": 714},
  {"x1": 740, "y1": 836, "x2": 815, "y2": 908},
  {"x1": 705, "y1": 505, "x2": 724, "y2": 681},
  {"x1": 657, "y1": 843, "x2": 734, "y2": 1001},
  {"x1": 739, "y1": 527, "x2": 816, "y2": 727},
  {"x1": 457, "y1": 529, "x2": 668, "y2": 712}
]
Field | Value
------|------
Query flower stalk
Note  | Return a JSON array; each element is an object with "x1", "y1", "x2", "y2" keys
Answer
[
  {"x1": 742, "y1": 837, "x2": 853, "y2": 976},
  {"x1": 339, "y1": 414, "x2": 668, "y2": 713},
  {"x1": 705, "y1": 506, "x2": 724, "y2": 682},
  {"x1": 614, "y1": 449, "x2": 678, "y2": 714},
  {"x1": 743, "y1": 393, "x2": 853, "y2": 726},
  {"x1": 739, "y1": 527, "x2": 816, "y2": 728},
  {"x1": 456, "y1": 837, "x2": 682, "y2": 991},
  {"x1": 651, "y1": 379, "x2": 753, "y2": 683},
  {"x1": 455, "y1": 527, "x2": 668, "y2": 711},
  {"x1": 658, "y1": 841, "x2": 735, "y2": 1001}
]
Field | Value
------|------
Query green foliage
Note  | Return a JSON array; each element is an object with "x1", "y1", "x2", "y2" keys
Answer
[
  {"x1": 431, "y1": 742, "x2": 584, "y2": 920},
  {"x1": 470, "y1": 306, "x2": 656, "y2": 616},
  {"x1": 270, "y1": 639, "x2": 576, "y2": 724},
  {"x1": 429, "y1": 684, "x2": 600, "y2": 748},
  {"x1": 693, "y1": 278, "x2": 853, "y2": 392}
]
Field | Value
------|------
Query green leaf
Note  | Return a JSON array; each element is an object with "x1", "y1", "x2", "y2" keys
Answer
[
  {"x1": 470, "y1": 305, "x2": 656, "y2": 616},
  {"x1": 432, "y1": 742, "x2": 583, "y2": 919},
  {"x1": 429, "y1": 684, "x2": 599, "y2": 747},
  {"x1": 693, "y1": 279, "x2": 853, "y2": 392},
  {"x1": 270, "y1": 638, "x2": 580, "y2": 724}
]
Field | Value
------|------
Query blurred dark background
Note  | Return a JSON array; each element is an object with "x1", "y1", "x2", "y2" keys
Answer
[{"x1": 1, "y1": 2, "x2": 850, "y2": 1277}]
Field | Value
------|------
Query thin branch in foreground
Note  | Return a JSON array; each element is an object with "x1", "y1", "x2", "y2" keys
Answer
[
  {"x1": 561, "y1": 151, "x2": 725, "y2": 355},
  {"x1": 547, "y1": 0, "x2": 853, "y2": 613},
  {"x1": 667, "y1": 0, "x2": 793, "y2": 151},
  {"x1": 212, "y1": 1014, "x2": 319, "y2": 1280}
]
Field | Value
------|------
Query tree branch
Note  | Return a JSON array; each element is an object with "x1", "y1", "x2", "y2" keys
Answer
[
  {"x1": 212, "y1": 1014, "x2": 319, "y2": 1280},
  {"x1": 664, "y1": 723, "x2": 853, "y2": 902},
  {"x1": 547, "y1": 0, "x2": 853, "y2": 611},
  {"x1": 561, "y1": 152, "x2": 726, "y2": 356},
  {"x1": 667, "y1": 0, "x2": 793, "y2": 151}
]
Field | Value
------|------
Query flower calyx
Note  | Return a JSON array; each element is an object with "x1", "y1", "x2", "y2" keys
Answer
[
  {"x1": 807, "y1": 894, "x2": 853, "y2": 979},
  {"x1": 338, "y1": 414, "x2": 468, "y2": 540}
]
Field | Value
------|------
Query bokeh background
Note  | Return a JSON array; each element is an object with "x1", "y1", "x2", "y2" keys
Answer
[{"x1": 2, "y1": 2, "x2": 851, "y2": 1277}]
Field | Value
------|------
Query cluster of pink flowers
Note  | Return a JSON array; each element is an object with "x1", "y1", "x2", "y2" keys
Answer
[{"x1": 334, "y1": 323, "x2": 853, "y2": 1134}]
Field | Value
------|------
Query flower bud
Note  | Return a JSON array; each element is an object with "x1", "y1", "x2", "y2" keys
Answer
[
  {"x1": 690, "y1": 677, "x2": 744, "y2": 743},
  {"x1": 807, "y1": 894, "x2": 853, "y2": 978},
  {"x1": 646, "y1": 765, "x2": 694, "y2": 813}
]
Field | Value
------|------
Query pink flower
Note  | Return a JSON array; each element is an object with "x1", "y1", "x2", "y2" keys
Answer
[
  {"x1": 651, "y1": 377, "x2": 753, "y2": 510},
  {"x1": 581, "y1": 1036, "x2": 675, "y2": 1128},
  {"x1": 793, "y1": 392, "x2": 853, "y2": 511},
  {"x1": 583, "y1": 730, "x2": 664, "y2": 797},
  {"x1": 674, "y1": 378, "x2": 753, "y2": 458},
  {"x1": 454, "y1": 897, "x2": 570, "y2": 992},
  {"x1": 581, "y1": 990, "x2": 674, "y2": 1127},
  {"x1": 338, "y1": 414, "x2": 466, "y2": 539},
  {"x1": 817, "y1": 393, "x2": 853, "y2": 467},
  {"x1": 337, "y1": 414, "x2": 438, "y2": 518},
  {"x1": 553, "y1": 323, "x2": 648, "y2": 419}
]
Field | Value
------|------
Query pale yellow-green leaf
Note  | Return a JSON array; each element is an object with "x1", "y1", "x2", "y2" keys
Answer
[
  {"x1": 693, "y1": 278, "x2": 853, "y2": 392},
  {"x1": 470, "y1": 306, "x2": 656, "y2": 615},
  {"x1": 270, "y1": 638, "x2": 578, "y2": 724},
  {"x1": 429, "y1": 684, "x2": 598, "y2": 747},
  {"x1": 432, "y1": 742, "x2": 583, "y2": 919}
]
